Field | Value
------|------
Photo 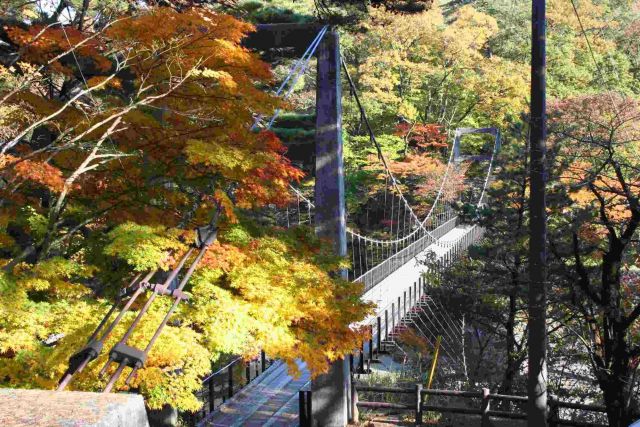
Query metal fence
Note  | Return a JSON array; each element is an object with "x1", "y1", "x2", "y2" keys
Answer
[
  {"x1": 357, "y1": 217, "x2": 459, "y2": 293},
  {"x1": 183, "y1": 352, "x2": 271, "y2": 426}
]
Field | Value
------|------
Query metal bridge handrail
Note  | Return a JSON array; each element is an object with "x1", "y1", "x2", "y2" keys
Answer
[
  {"x1": 356, "y1": 217, "x2": 459, "y2": 292},
  {"x1": 201, "y1": 356, "x2": 243, "y2": 383}
]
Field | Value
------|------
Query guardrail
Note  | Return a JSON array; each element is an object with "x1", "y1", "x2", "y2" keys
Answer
[
  {"x1": 183, "y1": 351, "x2": 271, "y2": 426},
  {"x1": 351, "y1": 383, "x2": 608, "y2": 427},
  {"x1": 354, "y1": 224, "x2": 484, "y2": 372},
  {"x1": 357, "y1": 216, "x2": 459, "y2": 293}
]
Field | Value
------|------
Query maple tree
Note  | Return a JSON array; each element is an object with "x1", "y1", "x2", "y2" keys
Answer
[
  {"x1": 545, "y1": 94, "x2": 640, "y2": 426},
  {"x1": 395, "y1": 122, "x2": 447, "y2": 153},
  {"x1": 440, "y1": 93, "x2": 640, "y2": 424},
  {"x1": 342, "y1": 4, "x2": 528, "y2": 132},
  {"x1": 0, "y1": 4, "x2": 370, "y2": 413}
]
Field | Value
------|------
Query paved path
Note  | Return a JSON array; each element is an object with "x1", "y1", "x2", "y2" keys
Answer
[
  {"x1": 429, "y1": 225, "x2": 472, "y2": 257},
  {"x1": 202, "y1": 360, "x2": 310, "y2": 427}
]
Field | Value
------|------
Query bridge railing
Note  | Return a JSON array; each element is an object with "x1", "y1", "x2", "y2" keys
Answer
[
  {"x1": 183, "y1": 352, "x2": 271, "y2": 426},
  {"x1": 362, "y1": 224, "x2": 485, "y2": 341},
  {"x1": 351, "y1": 383, "x2": 608, "y2": 427},
  {"x1": 358, "y1": 218, "x2": 484, "y2": 297},
  {"x1": 354, "y1": 223, "x2": 485, "y2": 375},
  {"x1": 433, "y1": 224, "x2": 484, "y2": 274},
  {"x1": 356, "y1": 216, "x2": 459, "y2": 293}
]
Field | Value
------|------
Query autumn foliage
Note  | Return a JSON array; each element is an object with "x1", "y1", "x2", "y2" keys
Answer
[
  {"x1": 395, "y1": 123, "x2": 447, "y2": 151},
  {"x1": 0, "y1": 5, "x2": 369, "y2": 412}
]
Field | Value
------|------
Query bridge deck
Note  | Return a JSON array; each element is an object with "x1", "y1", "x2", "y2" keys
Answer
[
  {"x1": 202, "y1": 360, "x2": 309, "y2": 427},
  {"x1": 202, "y1": 224, "x2": 474, "y2": 426}
]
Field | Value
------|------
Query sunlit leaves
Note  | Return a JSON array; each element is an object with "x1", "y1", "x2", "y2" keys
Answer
[
  {"x1": 183, "y1": 224, "x2": 373, "y2": 378},
  {"x1": 0, "y1": 223, "x2": 368, "y2": 410},
  {"x1": 104, "y1": 223, "x2": 188, "y2": 272},
  {"x1": 550, "y1": 94, "x2": 640, "y2": 213},
  {"x1": 344, "y1": 3, "x2": 528, "y2": 132},
  {"x1": 1, "y1": 154, "x2": 65, "y2": 192}
]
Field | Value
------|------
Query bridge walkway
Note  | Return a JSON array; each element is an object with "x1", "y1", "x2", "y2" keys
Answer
[
  {"x1": 201, "y1": 223, "x2": 473, "y2": 426},
  {"x1": 201, "y1": 360, "x2": 309, "y2": 427}
]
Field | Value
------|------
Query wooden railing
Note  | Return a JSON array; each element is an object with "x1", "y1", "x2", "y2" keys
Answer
[{"x1": 350, "y1": 383, "x2": 608, "y2": 427}]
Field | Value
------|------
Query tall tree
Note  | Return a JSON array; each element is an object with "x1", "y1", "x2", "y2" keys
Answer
[
  {"x1": 547, "y1": 94, "x2": 640, "y2": 426},
  {"x1": 0, "y1": 5, "x2": 371, "y2": 412},
  {"x1": 528, "y1": 0, "x2": 549, "y2": 424}
]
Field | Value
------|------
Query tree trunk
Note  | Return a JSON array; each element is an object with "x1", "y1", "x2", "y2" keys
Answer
[
  {"x1": 528, "y1": 0, "x2": 548, "y2": 423},
  {"x1": 596, "y1": 248, "x2": 638, "y2": 426},
  {"x1": 500, "y1": 291, "x2": 518, "y2": 395},
  {"x1": 599, "y1": 360, "x2": 635, "y2": 427}
]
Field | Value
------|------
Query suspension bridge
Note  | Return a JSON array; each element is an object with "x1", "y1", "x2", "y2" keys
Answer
[
  {"x1": 52, "y1": 24, "x2": 500, "y2": 427},
  {"x1": 195, "y1": 25, "x2": 500, "y2": 426}
]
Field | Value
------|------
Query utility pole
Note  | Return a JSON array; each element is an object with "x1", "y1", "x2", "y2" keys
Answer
[
  {"x1": 312, "y1": 29, "x2": 349, "y2": 426},
  {"x1": 528, "y1": 0, "x2": 548, "y2": 425}
]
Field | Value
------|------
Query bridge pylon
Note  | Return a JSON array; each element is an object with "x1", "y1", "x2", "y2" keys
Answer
[{"x1": 312, "y1": 29, "x2": 350, "y2": 427}]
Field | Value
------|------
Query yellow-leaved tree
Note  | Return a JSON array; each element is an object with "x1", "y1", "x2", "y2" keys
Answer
[{"x1": 0, "y1": 3, "x2": 371, "y2": 412}]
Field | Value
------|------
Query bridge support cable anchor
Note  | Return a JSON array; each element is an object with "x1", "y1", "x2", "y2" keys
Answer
[
  {"x1": 97, "y1": 245, "x2": 196, "y2": 378},
  {"x1": 57, "y1": 270, "x2": 156, "y2": 391},
  {"x1": 57, "y1": 226, "x2": 217, "y2": 393},
  {"x1": 102, "y1": 228, "x2": 216, "y2": 392}
]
